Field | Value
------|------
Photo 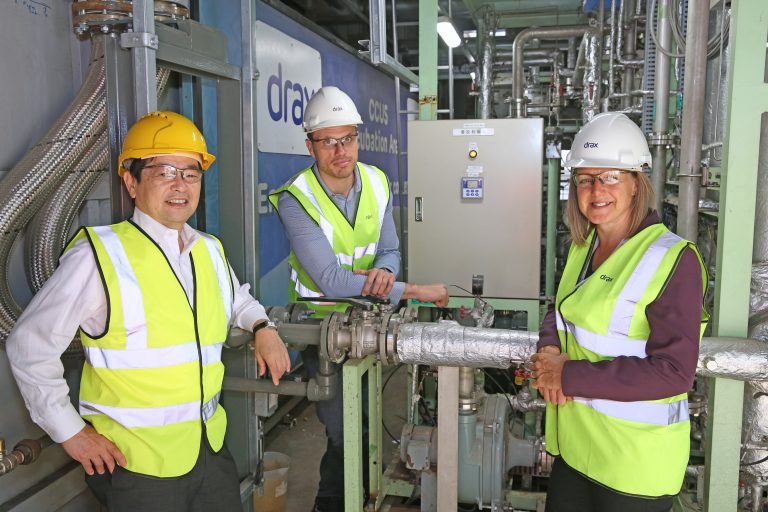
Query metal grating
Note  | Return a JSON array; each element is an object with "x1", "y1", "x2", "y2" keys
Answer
[{"x1": 641, "y1": 0, "x2": 657, "y2": 133}]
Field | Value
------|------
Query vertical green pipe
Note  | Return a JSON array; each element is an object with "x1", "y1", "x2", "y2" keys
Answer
[
  {"x1": 418, "y1": 0, "x2": 438, "y2": 121},
  {"x1": 706, "y1": 0, "x2": 768, "y2": 510},
  {"x1": 545, "y1": 158, "x2": 559, "y2": 297}
]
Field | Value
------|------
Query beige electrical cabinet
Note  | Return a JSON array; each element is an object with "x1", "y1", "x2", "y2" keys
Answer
[{"x1": 407, "y1": 118, "x2": 543, "y2": 299}]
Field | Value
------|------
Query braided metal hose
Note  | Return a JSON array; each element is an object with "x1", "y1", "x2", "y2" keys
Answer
[
  {"x1": 0, "y1": 37, "x2": 107, "y2": 343},
  {"x1": 19, "y1": 67, "x2": 171, "y2": 356}
]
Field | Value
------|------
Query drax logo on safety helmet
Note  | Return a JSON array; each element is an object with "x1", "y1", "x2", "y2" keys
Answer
[
  {"x1": 564, "y1": 112, "x2": 651, "y2": 171},
  {"x1": 303, "y1": 86, "x2": 363, "y2": 133}
]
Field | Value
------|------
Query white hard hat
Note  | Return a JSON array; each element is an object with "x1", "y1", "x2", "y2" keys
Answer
[
  {"x1": 302, "y1": 86, "x2": 363, "y2": 133},
  {"x1": 564, "y1": 112, "x2": 652, "y2": 171}
]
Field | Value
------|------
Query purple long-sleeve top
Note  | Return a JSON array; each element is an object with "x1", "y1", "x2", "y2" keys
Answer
[{"x1": 537, "y1": 211, "x2": 704, "y2": 401}]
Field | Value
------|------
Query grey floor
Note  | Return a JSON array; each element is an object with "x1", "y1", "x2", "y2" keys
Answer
[{"x1": 264, "y1": 364, "x2": 409, "y2": 512}]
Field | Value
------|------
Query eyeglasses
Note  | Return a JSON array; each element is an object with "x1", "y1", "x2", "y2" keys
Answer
[
  {"x1": 145, "y1": 164, "x2": 202, "y2": 183},
  {"x1": 309, "y1": 133, "x2": 358, "y2": 149},
  {"x1": 572, "y1": 169, "x2": 629, "y2": 188}
]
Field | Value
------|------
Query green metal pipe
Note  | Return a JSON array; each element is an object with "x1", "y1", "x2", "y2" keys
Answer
[{"x1": 545, "y1": 158, "x2": 559, "y2": 297}]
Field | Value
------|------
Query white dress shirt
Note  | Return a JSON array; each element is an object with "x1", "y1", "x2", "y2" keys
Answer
[{"x1": 6, "y1": 209, "x2": 268, "y2": 443}]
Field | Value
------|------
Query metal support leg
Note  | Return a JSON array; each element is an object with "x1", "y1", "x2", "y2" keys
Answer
[
  {"x1": 343, "y1": 355, "x2": 383, "y2": 511},
  {"x1": 436, "y1": 366, "x2": 458, "y2": 511}
]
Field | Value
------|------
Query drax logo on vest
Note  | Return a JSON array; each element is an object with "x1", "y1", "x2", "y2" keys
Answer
[{"x1": 267, "y1": 63, "x2": 316, "y2": 126}]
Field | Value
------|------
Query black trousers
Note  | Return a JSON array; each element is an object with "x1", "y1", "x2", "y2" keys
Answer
[
  {"x1": 545, "y1": 457, "x2": 674, "y2": 512},
  {"x1": 85, "y1": 439, "x2": 241, "y2": 512}
]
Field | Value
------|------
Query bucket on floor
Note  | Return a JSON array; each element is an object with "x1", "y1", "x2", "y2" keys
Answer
[{"x1": 253, "y1": 451, "x2": 290, "y2": 512}]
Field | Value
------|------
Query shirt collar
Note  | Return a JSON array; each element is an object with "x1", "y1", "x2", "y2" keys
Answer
[
  {"x1": 312, "y1": 162, "x2": 361, "y2": 198},
  {"x1": 131, "y1": 208, "x2": 199, "y2": 252}
]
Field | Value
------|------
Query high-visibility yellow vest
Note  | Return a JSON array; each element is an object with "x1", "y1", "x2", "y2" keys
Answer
[
  {"x1": 269, "y1": 162, "x2": 390, "y2": 317},
  {"x1": 69, "y1": 220, "x2": 234, "y2": 477},
  {"x1": 545, "y1": 223, "x2": 708, "y2": 496}
]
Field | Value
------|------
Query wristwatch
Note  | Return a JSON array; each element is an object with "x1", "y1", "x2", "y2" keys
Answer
[{"x1": 252, "y1": 320, "x2": 277, "y2": 335}]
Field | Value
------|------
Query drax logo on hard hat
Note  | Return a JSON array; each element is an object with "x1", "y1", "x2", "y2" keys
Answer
[{"x1": 583, "y1": 142, "x2": 599, "y2": 148}]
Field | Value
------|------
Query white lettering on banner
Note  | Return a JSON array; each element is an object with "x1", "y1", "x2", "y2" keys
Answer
[
  {"x1": 368, "y1": 98, "x2": 389, "y2": 125},
  {"x1": 255, "y1": 21, "x2": 322, "y2": 155},
  {"x1": 358, "y1": 127, "x2": 399, "y2": 154}
]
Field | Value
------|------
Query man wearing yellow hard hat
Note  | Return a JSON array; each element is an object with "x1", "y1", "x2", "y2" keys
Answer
[{"x1": 7, "y1": 111, "x2": 290, "y2": 511}]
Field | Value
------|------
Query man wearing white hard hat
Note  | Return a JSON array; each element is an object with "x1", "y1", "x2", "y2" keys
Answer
[{"x1": 269, "y1": 86, "x2": 448, "y2": 511}]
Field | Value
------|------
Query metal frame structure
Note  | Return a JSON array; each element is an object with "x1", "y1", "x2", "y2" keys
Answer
[{"x1": 104, "y1": 7, "x2": 264, "y2": 505}]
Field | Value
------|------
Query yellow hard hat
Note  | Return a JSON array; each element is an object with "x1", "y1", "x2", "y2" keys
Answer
[{"x1": 117, "y1": 111, "x2": 215, "y2": 175}]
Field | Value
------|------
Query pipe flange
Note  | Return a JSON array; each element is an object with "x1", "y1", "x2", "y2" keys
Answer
[
  {"x1": 647, "y1": 132, "x2": 677, "y2": 148},
  {"x1": 378, "y1": 312, "x2": 393, "y2": 364},
  {"x1": 289, "y1": 302, "x2": 311, "y2": 324},
  {"x1": 154, "y1": 0, "x2": 190, "y2": 22},
  {"x1": 321, "y1": 313, "x2": 346, "y2": 364},
  {"x1": 72, "y1": 1, "x2": 189, "y2": 37}
]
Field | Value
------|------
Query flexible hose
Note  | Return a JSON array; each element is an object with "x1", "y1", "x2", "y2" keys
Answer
[{"x1": 0, "y1": 37, "x2": 106, "y2": 344}]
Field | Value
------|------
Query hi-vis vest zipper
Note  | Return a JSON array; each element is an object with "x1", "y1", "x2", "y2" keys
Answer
[
  {"x1": 69, "y1": 220, "x2": 233, "y2": 477},
  {"x1": 269, "y1": 162, "x2": 390, "y2": 317},
  {"x1": 546, "y1": 223, "x2": 708, "y2": 497}
]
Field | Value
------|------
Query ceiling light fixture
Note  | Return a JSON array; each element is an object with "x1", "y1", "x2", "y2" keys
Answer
[{"x1": 437, "y1": 16, "x2": 462, "y2": 48}]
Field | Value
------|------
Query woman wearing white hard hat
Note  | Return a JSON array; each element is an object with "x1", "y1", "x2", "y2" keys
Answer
[{"x1": 532, "y1": 113, "x2": 709, "y2": 511}]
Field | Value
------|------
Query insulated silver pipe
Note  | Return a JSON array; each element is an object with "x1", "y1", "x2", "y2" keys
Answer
[
  {"x1": 512, "y1": 25, "x2": 597, "y2": 118},
  {"x1": 478, "y1": 13, "x2": 495, "y2": 120},
  {"x1": 676, "y1": 0, "x2": 710, "y2": 242},
  {"x1": 752, "y1": 119, "x2": 768, "y2": 262},
  {"x1": 0, "y1": 37, "x2": 107, "y2": 343},
  {"x1": 582, "y1": 28, "x2": 601, "y2": 122},
  {"x1": 396, "y1": 323, "x2": 538, "y2": 367},
  {"x1": 395, "y1": 322, "x2": 765, "y2": 383},
  {"x1": 651, "y1": 0, "x2": 673, "y2": 214},
  {"x1": 619, "y1": 0, "x2": 639, "y2": 109},
  {"x1": 603, "y1": 0, "x2": 617, "y2": 112}
]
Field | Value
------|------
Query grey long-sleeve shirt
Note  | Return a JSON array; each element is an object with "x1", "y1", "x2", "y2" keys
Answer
[
  {"x1": 537, "y1": 211, "x2": 704, "y2": 401},
  {"x1": 275, "y1": 164, "x2": 406, "y2": 302}
]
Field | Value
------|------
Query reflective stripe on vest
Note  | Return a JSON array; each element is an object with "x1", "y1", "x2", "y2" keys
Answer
[
  {"x1": 90, "y1": 226, "x2": 148, "y2": 350},
  {"x1": 573, "y1": 397, "x2": 689, "y2": 426},
  {"x1": 291, "y1": 173, "x2": 336, "y2": 245},
  {"x1": 84, "y1": 342, "x2": 224, "y2": 369},
  {"x1": 80, "y1": 394, "x2": 221, "y2": 428},
  {"x1": 556, "y1": 317, "x2": 648, "y2": 358},
  {"x1": 608, "y1": 231, "x2": 681, "y2": 337}
]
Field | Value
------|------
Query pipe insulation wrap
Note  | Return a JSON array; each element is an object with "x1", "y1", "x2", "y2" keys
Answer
[
  {"x1": 396, "y1": 323, "x2": 538, "y2": 368},
  {"x1": 741, "y1": 381, "x2": 768, "y2": 480},
  {"x1": 697, "y1": 337, "x2": 768, "y2": 381}
]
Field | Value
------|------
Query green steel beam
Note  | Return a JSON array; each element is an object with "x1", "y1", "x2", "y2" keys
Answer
[
  {"x1": 545, "y1": 158, "x2": 559, "y2": 298},
  {"x1": 419, "y1": 0, "x2": 438, "y2": 120},
  {"x1": 706, "y1": 1, "x2": 768, "y2": 511},
  {"x1": 343, "y1": 355, "x2": 382, "y2": 512}
]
